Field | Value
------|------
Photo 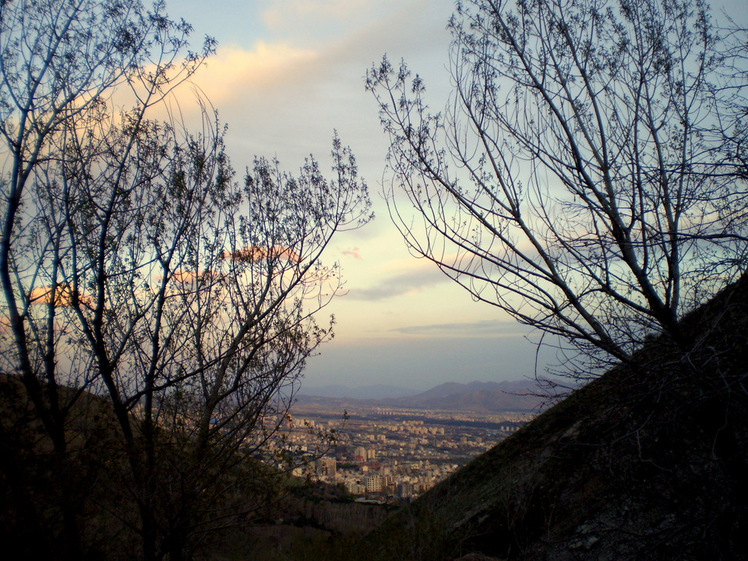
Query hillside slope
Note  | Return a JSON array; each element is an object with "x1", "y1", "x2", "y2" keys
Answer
[{"x1": 363, "y1": 276, "x2": 748, "y2": 561}]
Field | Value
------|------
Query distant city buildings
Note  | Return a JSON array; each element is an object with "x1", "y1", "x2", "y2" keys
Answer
[
  {"x1": 280, "y1": 404, "x2": 528, "y2": 502},
  {"x1": 364, "y1": 474, "x2": 383, "y2": 493},
  {"x1": 317, "y1": 457, "x2": 336, "y2": 480}
]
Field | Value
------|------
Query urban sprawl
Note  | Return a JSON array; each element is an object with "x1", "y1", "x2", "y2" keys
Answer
[{"x1": 281, "y1": 405, "x2": 529, "y2": 502}]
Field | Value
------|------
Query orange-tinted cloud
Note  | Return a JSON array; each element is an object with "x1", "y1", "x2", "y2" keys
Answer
[
  {"x1": 153, "y1": 269, "x2": 222, "y2": 284},
  {"x1": 190, "y1": 43, "x2": 317, "y2": 104},
  {"x1": 341, "y1": 246, "x2": 362, "y2": 259},
  {"x1": 171, "y1": 269, "x2": 199, "y2": 284},
  {"x1": 29, "y1": 284, "x2": 94, "y2": 309},
  {"x1": 221, "y1": 245, "x2": 301, "y2": 263},
  {"x1": 167, "y1": 269, "x2": 223, "y2": 286}
]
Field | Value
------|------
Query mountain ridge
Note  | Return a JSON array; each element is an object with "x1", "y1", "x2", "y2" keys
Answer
[
  {"x1": 297, "y1": 379, "x2": 546, "y2": 413},
  {"x1": 298, "y1": 383, "x2": 419, "y2": 400}
]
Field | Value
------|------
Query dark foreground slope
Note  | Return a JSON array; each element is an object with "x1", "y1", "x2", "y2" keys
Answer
[
  {"x1": 363, "y1": 276, "x2": 748, "y2": 561},
  {"x1": 0, "y1": 371, "x2": 394, "y2": 561}
]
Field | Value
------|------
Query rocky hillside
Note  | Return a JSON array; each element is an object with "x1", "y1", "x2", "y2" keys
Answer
[{"x1": 361, "y1": 275, "x2": 748, "y2": 561}]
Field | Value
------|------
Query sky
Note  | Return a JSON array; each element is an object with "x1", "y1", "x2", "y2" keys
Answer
[
  {"x1": 165, "y1": 0, "x2": 745, "y2": 392},
  {"x1": 163, "y1": 0, "x2": 546, "y2": 392}
]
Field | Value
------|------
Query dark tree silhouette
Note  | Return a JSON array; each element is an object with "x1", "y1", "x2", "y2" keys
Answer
[
  {"x1": 0, "y1": 1, "x2": 371, "y2": 559},
  {"x1": 368, "y1": 0, "x2": 748, "y2": 377}
]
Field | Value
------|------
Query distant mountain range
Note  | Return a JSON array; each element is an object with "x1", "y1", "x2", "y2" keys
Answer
[
  {"x1": 297, "y1": 383, "x2": 419, "y2": 400},
  {"x1": 297, "y1": 380, "x2": 547, "y2": 413}
]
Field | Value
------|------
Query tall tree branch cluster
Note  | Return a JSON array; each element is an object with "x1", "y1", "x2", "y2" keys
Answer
[
  {"x1": 0, "y1": 1, "x2": 371, "y2": 559},
  {"x1": 368, "y1": 0, "x2": 747, "y2": 377}
]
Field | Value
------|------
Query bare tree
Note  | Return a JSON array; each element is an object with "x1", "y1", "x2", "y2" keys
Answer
[
  {"x1": 0, "y1": 1, "x2": 371, "y2": 559},
  {"x1": 367, "y1": 0, "x2": 748, "y2": 376}
]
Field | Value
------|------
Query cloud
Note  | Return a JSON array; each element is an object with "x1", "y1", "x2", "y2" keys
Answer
[
  {"x1": 347, "y1": 265, "x2": 449, "y2": 301},
  {"x1": 189, "y1": 0, "x2": 451, "y2": 104},
  {"x1": 29, "y1": 285, "x2": 94, "y2": 308},
  {"x1": 164, "y1": 269, "x2": 223, "y2": 286},
  {"x1": 221, "y1": 245, "x2": 301, "y2": 263},
  {"x1": 170, "y1": 270, "x2": 199, "y2": 284},
  {"x1": 389, "y1": 320, "x2": 526, "y2": 338},
  {"x1": 341, "y1": 246, "x2": 362, "y2": 259},
  {"x1": 191, "y1": 42, "x2": 318, "y2": 104}
]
